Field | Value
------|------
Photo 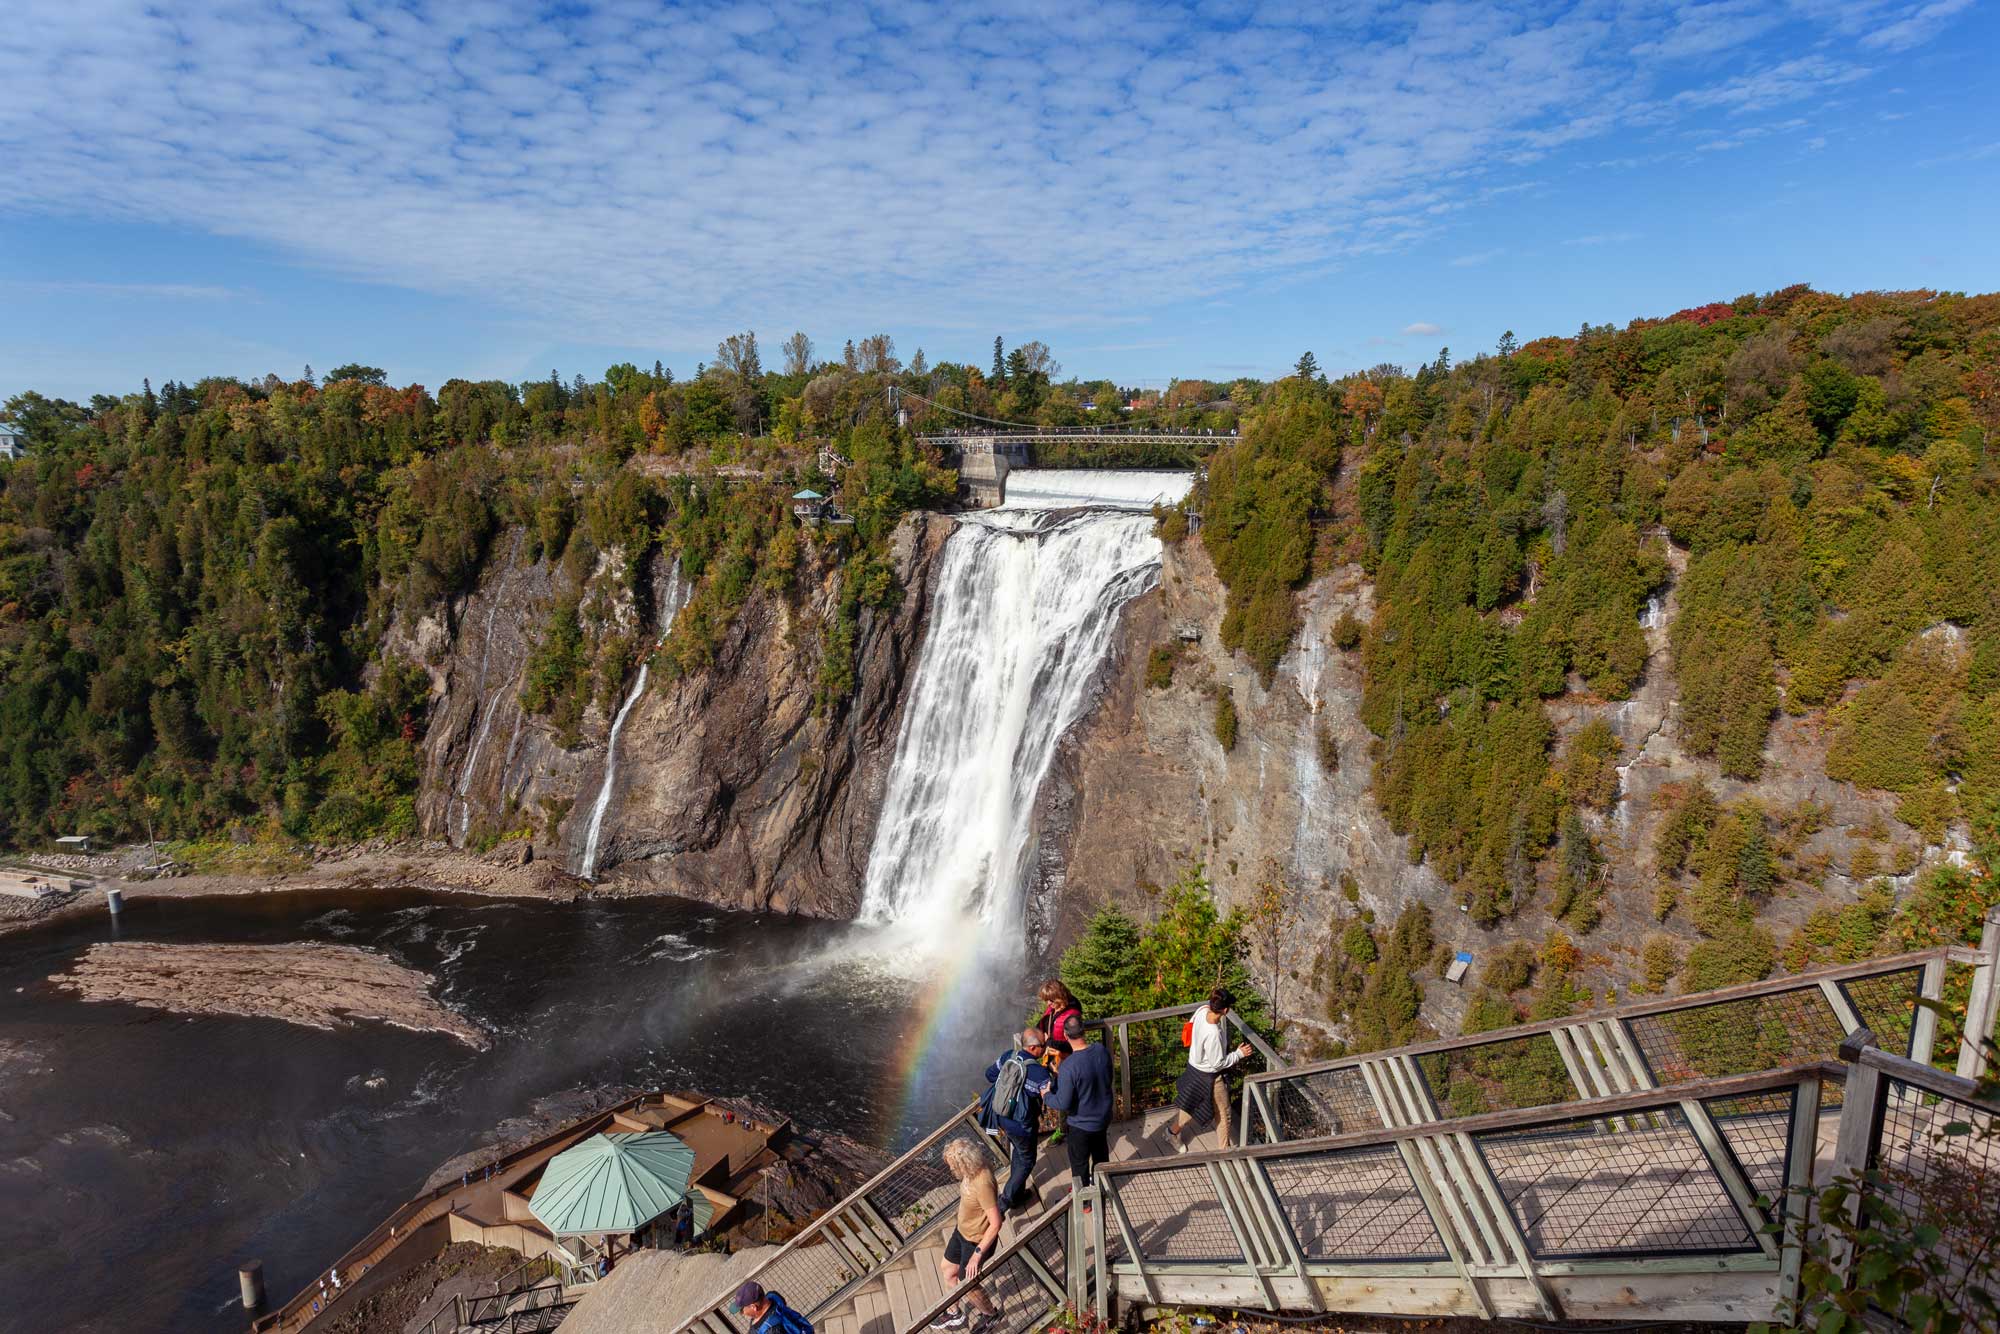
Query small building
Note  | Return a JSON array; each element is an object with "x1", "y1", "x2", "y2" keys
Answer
[
  {"x1": 1445, "y1": 950, "x2": 1473, "y2": 985},
  {"x1": 54, "y1": 834, "x2": 92, "y2": 854},
  {"x1": 791, "y1": 489, "x2": 827, "y2": 524},
  {"x1": 0, "y1": 426, "x2": 24, "y2": 460}
]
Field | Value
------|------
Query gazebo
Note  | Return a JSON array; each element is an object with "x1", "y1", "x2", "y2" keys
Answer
[{"x1": 528, "y1": 1131, "x2": 713, "y2": 1239}]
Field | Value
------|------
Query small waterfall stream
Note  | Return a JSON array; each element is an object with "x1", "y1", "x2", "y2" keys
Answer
[
  {"x1": 572, "y1": 559, "x2": 689, "y2": 880},
  {"x1": 858, "y1": 482, "x2": 1182, "y2": 945},
  {"x1": 452, "y1": 533, "x2": 523, "y2": 846},
  {"x1": 576, "y1": 663, "x2": 649, "y2": 880}
]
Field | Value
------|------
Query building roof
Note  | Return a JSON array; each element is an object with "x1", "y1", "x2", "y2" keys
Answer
[
  {"x1": 529, "y1": 1131, "x2": 711, "y2": 1236},
  {"x1": 792, "y1": 489, "x2": 824, "y2": 501}
]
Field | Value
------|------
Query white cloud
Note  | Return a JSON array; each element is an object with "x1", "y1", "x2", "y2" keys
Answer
[
  {"x1": 1563, "y1": 231, "x2": 1641, "y2": 245},
  {"x1": 1402, "y1": 321, "x2": 1445, "y2": 336},
  {"x1": 1450, "y1": 249, "x2": 1505, "y2": 267},
  {"x1": 0, "y1": 0, "x2": 1973, "y2": 348}
]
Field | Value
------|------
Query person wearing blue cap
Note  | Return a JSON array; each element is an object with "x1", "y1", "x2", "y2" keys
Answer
[{"x1": 731, "y1": 1281, "x2": 813, "y2": 1334}]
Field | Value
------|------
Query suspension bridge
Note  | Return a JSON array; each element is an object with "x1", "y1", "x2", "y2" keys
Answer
[{"x1": 662, "y1": 910, "x2": 2000, "y2": 1334}]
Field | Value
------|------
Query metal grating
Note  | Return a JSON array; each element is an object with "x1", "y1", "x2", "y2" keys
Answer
[
  {"x1": 1106, "y1": 1163, "x2": 1244, "y2": 1264},
  {"x1": 865, "y1": 1141, "x2": 963, "y2": 1242},
  {"x1": 1264, "y1": 1066, "x2": 1383, "y2": 1141},
  {"x1": 739, "y1": 1234, "x2": 862, "y2": 1321},
  {"x1": 1702, "y1": 1088, "x2": 1796, "y2": 1217},
  {"x1": 928, "y1": 1214, "x2": 1070, "y2": 1334},
  {"x1": 1867, "y1": 1079, "x2": 2000, "y2": 1319},
  {"x1": 1627, "y1": 986, "x2": 1847, "y2": 1086},
  {"x1": 1475, "y1": 1106, "x2": 1760, "y2": 1258},
  {"x1": 1841, "y1": 967, "x2": 1923, "y2": 1059},
  {"x1": 1417, "y1": 1032, "x2": 1577, "y2": 1117},
  {"x1": 1260, "y1": 1145, "x2": 1447, "y2": 1261}
]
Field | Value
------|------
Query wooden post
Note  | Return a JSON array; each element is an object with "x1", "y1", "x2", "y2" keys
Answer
[
  {"x1": 1828, "y1": 1030, "x2": 1885, "y2": 1283},
  {"x1": 1911, "y1": 957, "x2": 1947, "y2": 1065},
  {"x1": 1117, "y1": 1022, "x2": 1132, "y2": 1121},
  {"x1": 1779, "y1": 1075, "x2": 1822, "y2": 1312},
  {"x1": 1957, "y1": 906, "x2": 2000, "y2": 1080}
]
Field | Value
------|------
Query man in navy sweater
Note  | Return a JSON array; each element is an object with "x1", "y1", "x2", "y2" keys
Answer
[{"x1": 1044, "y1": 1013, "x2": 1113, "y2": 1190}]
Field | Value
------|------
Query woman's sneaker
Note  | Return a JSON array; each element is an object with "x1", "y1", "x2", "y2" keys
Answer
[{"x1": 930, "y1": 1310, "x2": 967, "y2": 1329}]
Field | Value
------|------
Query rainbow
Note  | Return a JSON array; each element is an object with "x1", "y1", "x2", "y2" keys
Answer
[{"x1": 884, "y1": 945, "x2": 1014, "y2": 1146}]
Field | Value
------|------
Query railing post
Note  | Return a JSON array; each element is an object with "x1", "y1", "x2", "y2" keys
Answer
[
  {"x1": 1828, "y1": 1029, "x2": 1886, "y2": 1283},
  {"x1": 1911, "y1": 956, "x2": 1947, "y2": 1065},
  {"x1": 1958, "y1": 905, "x2": 2000, "y2": 1080},
  {"x1": 1779, "y1": 1074, "x2": 1822, "y2": 1313},
  {"x1": 1117, "y1": 1022, "x2": 1132, "y2": 1121}
]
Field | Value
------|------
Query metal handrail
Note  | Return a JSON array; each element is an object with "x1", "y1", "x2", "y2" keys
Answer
[
  {"x1": 679, "y1": 1101, "x2": 989, "y2": 1329},
  {"x1": 1103, "y1": 1063, "x2": 1838, "y2": 1176},
  {"x1": 900, "y1": 1199, "x2": 1073, "y2": 1333},
  {"x1": 1242, "y1": 948, "x2": 1949, "y2": 1105}
]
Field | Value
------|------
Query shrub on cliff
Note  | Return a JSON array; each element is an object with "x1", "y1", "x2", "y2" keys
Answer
[{"x1": 1213, "y1": 688, "x2": 1239, "y2": 750}]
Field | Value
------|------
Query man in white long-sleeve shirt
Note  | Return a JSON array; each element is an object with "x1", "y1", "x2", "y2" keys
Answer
[{"x1": 1169, "y1": 987, "x2": 1254, "y2": 1150}]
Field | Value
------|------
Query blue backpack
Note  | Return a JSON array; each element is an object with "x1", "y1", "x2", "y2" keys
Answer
[{"x1": 754, "y1": 1294, "x2": 814, "y2": 1334}]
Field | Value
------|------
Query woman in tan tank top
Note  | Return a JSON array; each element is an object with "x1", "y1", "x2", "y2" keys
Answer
[{"x1": 933, "y1": 1138, "x2": 1002, "y2": 1328}]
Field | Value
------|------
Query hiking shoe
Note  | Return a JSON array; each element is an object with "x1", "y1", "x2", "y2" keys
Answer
[
  {"x1": 931, "y1": 1311, "x2": 967, "y2": 1329},
  {"x1": 1046, "y1": 1129, "x2": 1065, "y2": 1146}
]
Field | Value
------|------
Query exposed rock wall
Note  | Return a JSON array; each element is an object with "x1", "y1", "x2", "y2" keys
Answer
[
  {"x1": 1045, "y1": 529, "x2": 1953, "y2": 1043},
  {"x1": 410, "y1": 514, "x2": 954, "y2": 918}
]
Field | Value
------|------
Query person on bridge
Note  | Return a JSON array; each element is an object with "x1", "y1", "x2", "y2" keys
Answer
[
  {"x1": 1045, "y1": 1013, "x2": 1112, "y2": 1192},
  {"x1": 982, "y1": 1026, "x2": 1054, "y2": 1212},
  {"x1": 1170, "y1": 987, "x2": 1254, "y2": 1151},
  {"x1": 1034, "y1": 980, "x2": 1082, "y2": 1143},
  {"x1": 935, "y1": 1138, "x2": 1003, "y2": 1329},
  {"x1": 732, "y1": 1282, "x2": 813, "y2": 1334}
]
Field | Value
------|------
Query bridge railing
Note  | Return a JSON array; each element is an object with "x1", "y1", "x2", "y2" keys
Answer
[
  {"x1": 1092, "y1": 1063, "x2": 1830, "y2": 1324},
  {"x1": 677, "y1": 1002, "x2": 1280, "y2": 1334},
  {"x1": 1242, "y1": 948, "x2": 1986, "y2": 1144},
  {"x1": 1828, "y1": 1031, "x2": 2000, "y2": 1325}
]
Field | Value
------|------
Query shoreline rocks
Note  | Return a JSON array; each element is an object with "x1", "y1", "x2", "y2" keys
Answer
[{"x1": 49, "y1": 941, "x2": 490, "y2": 1048}]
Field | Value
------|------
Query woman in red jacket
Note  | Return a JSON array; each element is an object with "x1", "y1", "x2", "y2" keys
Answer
[{"x1": 1035, "y1": 980, "x2": 1081, "y2": 1142}]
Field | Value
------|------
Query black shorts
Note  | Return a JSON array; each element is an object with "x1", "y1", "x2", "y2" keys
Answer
[{"x1": 943, "y1": 1228, "x2": 983, "y2": 1266}]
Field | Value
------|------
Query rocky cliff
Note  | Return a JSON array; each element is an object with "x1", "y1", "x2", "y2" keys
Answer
[
  {"x1": 408, "y1": 513, "x2": 954, "y2": 916},
  {"x1": 1041, "y1": 527, "x2": 1957, "y2": 1041}
]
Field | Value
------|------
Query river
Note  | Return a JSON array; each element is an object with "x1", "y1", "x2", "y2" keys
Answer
[{"x1": 0, "y1": 890, "x2": 1003, "y2": 1333}]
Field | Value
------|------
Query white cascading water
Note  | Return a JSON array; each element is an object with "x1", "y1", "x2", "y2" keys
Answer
[
  {"x1": 574, "y1": 560, "x2": 690, "y2": 881},
  {"x1": 858, "y1": 473, "x2": 1189, "y2": 944}
]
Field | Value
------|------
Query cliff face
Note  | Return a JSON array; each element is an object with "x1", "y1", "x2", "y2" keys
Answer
[
  {"x1": 1043, "y1": 530, "x2": 1952, "y2": 1040},
  {"x1": 408, "y1": 513, "x2": 954, "y2": 917}
]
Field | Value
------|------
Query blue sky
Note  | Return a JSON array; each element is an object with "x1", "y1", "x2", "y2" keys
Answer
[{"x1": 3, "y1": 0, "x2": 1996, "y2": 403}]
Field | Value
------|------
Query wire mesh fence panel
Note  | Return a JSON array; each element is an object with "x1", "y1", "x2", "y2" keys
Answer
[
  {"x1": 1474, "y1": 1107, "x2": 1761, "y2": 1258},
  {"x1": 1840, "y1": 967, "x2": 1923, "y2": 1059},
  {"x1": 1262, "y1": 1066, "x2": 1382, "y2": 1141},
  {"x1": 1107, "y1": 1162, "x2": 1244, "y2": 1264},
  {"x1": 930, "y1": 1217, "x2": 1069, "y2": 1334},
  {"x1": 866, "y1": 1139, "x2": 967, "y2": 1242},
  {"x1": 1416, "y1": 1031, "x2": 1577, "y2": 1117},
  {"x1": 1627, "y1": 987, "x2": 1848, "y2": 1089},
  {"x1": 730, "y1": 1237, "x2": 860, "y2": 1323},
  {"x1": 1867, "y1": 1077, "x2": 2000, "y2": 1320},
  {"x1": 1260, "y1": 1144, "x2": 1447, "y2": 1261},
  {"x1": 1701, "y1": 1088, "x2": 1796, "y2": 1217}
]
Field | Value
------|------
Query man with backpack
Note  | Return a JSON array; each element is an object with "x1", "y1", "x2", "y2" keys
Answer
[
  {"x1": 983, "y1": 1026, "x2": 1055, "y2": 1211},
  {"x1": 732, "y1": 1281, "x2": 813, "y2": 1334}
]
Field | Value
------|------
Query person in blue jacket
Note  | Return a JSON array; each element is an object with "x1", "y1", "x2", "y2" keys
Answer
[
  {"x1": 732, "y1": 1282, "x2": 812, "y2": 1334},
  {"x1": 983, "y1": 1026, "x2": 1055, "y2": 1210}
]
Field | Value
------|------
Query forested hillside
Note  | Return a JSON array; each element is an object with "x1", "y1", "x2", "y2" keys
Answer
[{"x1": 1187, "y1": 285, "x2": 2000, "y2": 1030}]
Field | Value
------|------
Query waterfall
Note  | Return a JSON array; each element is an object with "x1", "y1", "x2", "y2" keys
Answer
[
  {"x1": 572, "y1": 559, "x2": 690, "y2": 881},
  {"x1": 452, "y1": 534, "x2": 522, "y2": 846},
  {"x1": 576, "y1": 663, "x2": 648, "y2": 880},
  {"x1": 857, "y1": 506, "x2": 1165, "y2": 941}
]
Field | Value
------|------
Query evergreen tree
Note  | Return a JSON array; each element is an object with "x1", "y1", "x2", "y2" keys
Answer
[
  {"x1": 1059, "y1": 905, "x2": 1146, "y2": 1019},
  {"x1": 1294, "y1": 350, "x2": 1320, "y2": 380},
  {"x1": 991, "y1": 336, "x2": 1006, "y2": 384}
]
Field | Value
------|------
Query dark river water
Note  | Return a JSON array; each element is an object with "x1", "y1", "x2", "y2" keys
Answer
[{"x1": 0, "y1": 889, "x2": 1014, "y2": 1334}]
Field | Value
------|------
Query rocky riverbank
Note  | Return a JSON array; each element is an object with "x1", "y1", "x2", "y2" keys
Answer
[{"x1": 50, "y1": 940, "x2": 490, "y2": 1047}]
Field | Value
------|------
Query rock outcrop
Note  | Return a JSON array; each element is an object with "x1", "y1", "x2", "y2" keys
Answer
[{"x1": 412, "y1": 514, "x2": 954, "y2": 918}]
